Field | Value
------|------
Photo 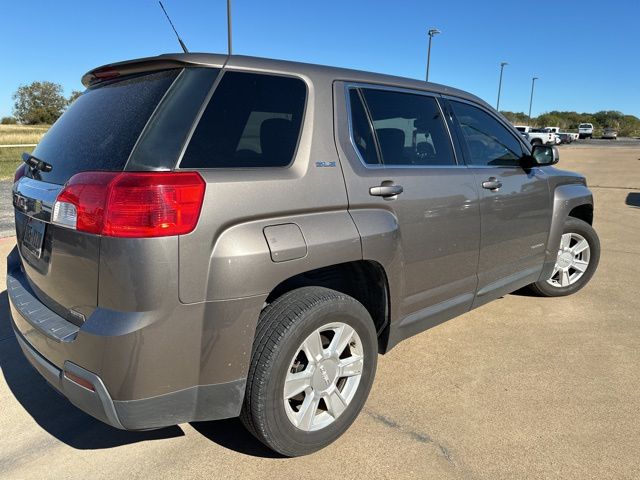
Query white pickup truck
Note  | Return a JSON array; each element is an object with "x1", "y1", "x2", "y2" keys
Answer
[
  {"x1": 514, "y1": 125, "x2": 557, "y2": 146},
  {"x1": 578, "y1": 123, "x2": 594, "y2": 139},
  {"x1": 546, "y1": 126, "x2": 579, "y2": 142}
]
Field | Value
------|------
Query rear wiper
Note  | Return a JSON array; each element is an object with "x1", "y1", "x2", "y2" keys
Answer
[{"x1": 22, "y1": 152, "x2": 53, "y2": 173}]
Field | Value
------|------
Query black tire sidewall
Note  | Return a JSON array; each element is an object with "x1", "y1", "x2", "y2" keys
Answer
[
  {"x1": 535, "y1": 217, "x2": 600, "y2": 296},
  {"x1": 256, "y1": 292, "x2": 378, "y2": 456}
]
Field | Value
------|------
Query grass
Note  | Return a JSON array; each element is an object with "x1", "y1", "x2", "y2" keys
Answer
[
  {"x1": 0, "y1": 124, "x2": 49, "y2": 145},
  {"x1": 0, "y1": 147, "x2": 31, "y2": 179},
  {"x1": 0, "y1": 125, "x2": 49, "y2": 180}
]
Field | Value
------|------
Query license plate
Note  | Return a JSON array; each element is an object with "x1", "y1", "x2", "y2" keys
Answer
[{"x1": 22, "y1": 218, "x2": 46, "y2": 259}]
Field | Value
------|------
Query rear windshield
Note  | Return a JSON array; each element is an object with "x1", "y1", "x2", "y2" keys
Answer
[
  {"x1": 579, "y1": 124, "x2": 592, "y2": 128},
  {"x1": 30, "y1": 69, "x2": 179, "y2": 185}
]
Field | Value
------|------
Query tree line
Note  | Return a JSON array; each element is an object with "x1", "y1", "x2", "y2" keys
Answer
[
  {"x1": 500, "y1": 110, "x2": 640, "y2": 137},
  {"x1": 3, "y1": 80, "x2": 640, "y2": 138},
  {"x1": 1, "y1": 81, "x2": 81, "y2": 125}
]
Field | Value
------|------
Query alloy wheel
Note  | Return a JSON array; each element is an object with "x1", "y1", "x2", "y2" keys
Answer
[
  {"x1": 283, "y1": 322, "x2": 364, "y2": 432},
  {"x1": 547, "y1": 232, "x2": 591, "y2": 287}
]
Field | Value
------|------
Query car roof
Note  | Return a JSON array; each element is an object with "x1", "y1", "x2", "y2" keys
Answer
[{"x1": 83, "y1": 52, "x2": 490, "y2": 109}]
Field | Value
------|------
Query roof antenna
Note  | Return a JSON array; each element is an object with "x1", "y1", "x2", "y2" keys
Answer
[{"x1": 158, "y1": 1, "x2": 189, "y2": 53}]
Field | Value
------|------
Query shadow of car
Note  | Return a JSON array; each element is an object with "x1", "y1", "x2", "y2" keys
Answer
[
  {"x1": 0, "y1": 290, "x2": 185, "y2": 450},
  {"x1": 625, "y1": 192, "x2": 640, "y2": 208}
]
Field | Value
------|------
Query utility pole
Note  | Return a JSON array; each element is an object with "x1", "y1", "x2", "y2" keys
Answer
[
  {"x1": 528, "y1": 76, "x2": 539, "y2": 120},
  {"x1": 426, "y1": 28, "x2": 441, "y2": 82},
  {"x1": 496, "y1": 61, "x2": 508, "y2": 111}
]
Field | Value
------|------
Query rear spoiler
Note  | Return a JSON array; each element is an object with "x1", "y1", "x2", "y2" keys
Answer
[{"x1": 81, "y1": 53, "x2": 228, "y2": 87}]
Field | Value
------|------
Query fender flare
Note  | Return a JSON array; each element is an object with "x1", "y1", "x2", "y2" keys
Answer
[{"x1": 540, "y1": 183, "x2": 593, "y2": 280}]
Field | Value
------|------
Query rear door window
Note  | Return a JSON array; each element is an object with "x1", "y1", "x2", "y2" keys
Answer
[
  {"x1": 358, "y1": 88, "x2": 456, "y2": 166},
  {"x1": 348, "y1": 89, "x2": 381, "y2": 165},
  {"x1": 30, "y1": 69, "x2": 180, "y2": 185},
  {"x1": 180, "y1": 71, "x2": 307, "y2": 168}
]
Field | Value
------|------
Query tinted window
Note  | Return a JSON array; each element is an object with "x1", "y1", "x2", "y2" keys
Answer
[
  {"x1": 348, "y1": 89, "x2": 380, "y2": 165},
  {"x1": 360, "y1": 89, "x2": 455, "y2": 166},
  {"x1": 181, "y1": 72, "x2": 306, "y2": 168},
  {"x1": 31, "y1": 70, "x2": 180, "y2": 185},
  {"x1": 450, "y1": 101, "x2": 524, "y2": 167},
  {"x1": 129, "y1": 68, "x2": 219, "y2": 171}
]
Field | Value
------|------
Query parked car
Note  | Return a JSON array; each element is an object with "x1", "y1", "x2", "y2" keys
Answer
[
  {"x1": 579, "y1": 123, "x2": 594, "y2": 139},
  {"x1": 530, "y1": 128, "x2": 558, "y2": 145},
  {"x1": 9, "y1": 53, "x2": 600, "y2": 457},
  {"x1": 543, "y1": 127, "x2": 575, "y2": 144},
  {"x1": 556, "y1": 132, "x2": 573, "y2": 144},
  {"x1": 541, "y1": 128, "x2": 563, "y2": 145},
  {"x1": 515, "y1": 125, "x2": 557, "y2": 145},
  {"x1": 514, "y1": 125, "x2": 531, "y2": 140},
  {"x1": 602, "y1": 128, "x2": 618, "y2": 140}
]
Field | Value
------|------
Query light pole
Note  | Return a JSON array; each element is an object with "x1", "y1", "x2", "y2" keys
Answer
[
  {"x1": 426, "y1": 28, "x2": 441, "y2": 82},
  {"x1": 528, "y1": 76, "x2": 539, "y2": 120},
  {"x1": 227, "y1": 0, "x2": 233, "y2": 54},
  {"x1": 496, "y1": 61, "x2": 508, "y2": 111}
]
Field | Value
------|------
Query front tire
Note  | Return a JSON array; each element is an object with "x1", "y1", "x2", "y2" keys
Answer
[
  {"x1": 240, "y1": 287, "x2": 378, "y2": 456},
  {"x1": 529, "y1": 217, "x2": 600, "y2": 297}
]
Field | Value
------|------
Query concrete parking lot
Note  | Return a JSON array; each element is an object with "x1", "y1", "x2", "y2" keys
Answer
[{"x1": 1, "y1": 143, "x2": 639, "y2": 479}]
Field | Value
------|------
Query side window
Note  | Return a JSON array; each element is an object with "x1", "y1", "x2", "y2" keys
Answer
[
  {"x1": 181, "y1": 71, "x2": 306, "y2": 168},
  {"x1": 348, "y1": 89, "x2": 380, "y2": 165},
  {"x1": 449, "y1": 100, "x2": 524, "y2": 167},
  {"x1": 359, "y1": 89, "x2": 455, "y2": 166}
]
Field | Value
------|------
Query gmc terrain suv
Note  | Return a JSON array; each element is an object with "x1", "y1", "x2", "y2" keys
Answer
[{"x1": 8, "y1": 53, "x2": 600, "y2": 457}]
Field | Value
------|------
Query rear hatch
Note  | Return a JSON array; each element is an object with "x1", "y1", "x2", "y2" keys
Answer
[{"x1": 12, "y1": 67, "x2": 209, "y2": 324}]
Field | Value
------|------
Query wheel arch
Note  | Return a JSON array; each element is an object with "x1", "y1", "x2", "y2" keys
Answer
[
  {"x1": 568, "y1": 203, "x2": 593, "y2": 225},
  {"x1": 264, "y1": 260, "x2": 393, "y2": 354},
  {"x1": 539, "y1": 183, "x2": 594, "y2": 281}
]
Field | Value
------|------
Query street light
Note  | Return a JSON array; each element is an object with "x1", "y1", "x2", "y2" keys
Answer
[
  {"x1": 426, "y1": 28, "x2": 441, "y2": 82},
  {"x1": 528, "y1": 76, "x2": 539, "y2": 120},
  {"x1": 496, "y1": 61, "x2": 508, "y2": 111},
  {"x1": 227, "y1": 0, "x2": 233, "y2": 54}
]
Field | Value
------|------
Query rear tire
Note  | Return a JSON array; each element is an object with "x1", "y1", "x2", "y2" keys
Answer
[
  {"x1": 240, "y1": 287, "x2": 378, "y2": 457},
  {"x1": 528, "y1": 217, "x2": 600, "y2": 297}
]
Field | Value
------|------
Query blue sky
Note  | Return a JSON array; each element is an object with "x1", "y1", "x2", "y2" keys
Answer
[{"x1": 1, "y1": 0, "x2": 639, "y2": 118}]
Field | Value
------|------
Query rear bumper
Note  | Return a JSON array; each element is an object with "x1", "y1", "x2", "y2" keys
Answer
[
  {"x1": 13, "y1": 328, "x2": 125, "y2": 429},
  {"x1": 7, "y1": 246, "x2": 258, "y2": 430},
  {"x1": 12, "y1": 326, "x2": 245, "y2": 430}
]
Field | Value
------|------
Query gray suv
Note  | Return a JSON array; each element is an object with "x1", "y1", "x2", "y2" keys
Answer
[{"x1": 8, "y1": 53, "x2": 600, "y2": 457}]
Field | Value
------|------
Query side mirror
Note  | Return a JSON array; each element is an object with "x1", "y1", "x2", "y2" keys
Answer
[{"x1": 522, "y1": 144, "x2": 559, "y2": 168}]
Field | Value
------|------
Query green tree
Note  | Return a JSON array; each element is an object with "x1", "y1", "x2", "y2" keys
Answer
[
  {"x1": 500, "y1": 111, "x2": 529, "y2": 125},
  {"x1": 535, "y1": 113, "x2": 566, "y2": 129},
  {"x1": 1, "y1": 116, "x2": 17, "y2": 125},
  {"x1": 12, "y1": 81, "x2": 67, "y2": 124},
  {"x1": 67, "y1": 90, "x2": 83, "y2": 106}
]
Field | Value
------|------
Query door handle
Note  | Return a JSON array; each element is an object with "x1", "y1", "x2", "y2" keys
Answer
[
  {"x1": 369, "y1": 184, "x2": 404, "y2": 198},
  {"x1": 482, "y1": 177, "x2": 502, "y2": 191}
]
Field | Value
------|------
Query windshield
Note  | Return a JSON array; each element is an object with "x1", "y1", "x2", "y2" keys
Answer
[{"x1": 579, "y1": 124, "x2": 592, "y2": 129}]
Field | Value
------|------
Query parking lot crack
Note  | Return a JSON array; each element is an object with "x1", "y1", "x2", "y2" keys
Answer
[
  {"x1": 590, "y1": 185, "x2": 640, "y2": 190},
  {"x1": 365, "y1": 409, "x2": 455, "y2": 464}
]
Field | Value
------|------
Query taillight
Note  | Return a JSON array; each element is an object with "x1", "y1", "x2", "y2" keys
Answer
[
  {"x1": 52, "y1": 172, "x2": 205, "y2": 238},
  {"x1": 14, "y1": 164, "x2": 26, "y2": 184}
]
